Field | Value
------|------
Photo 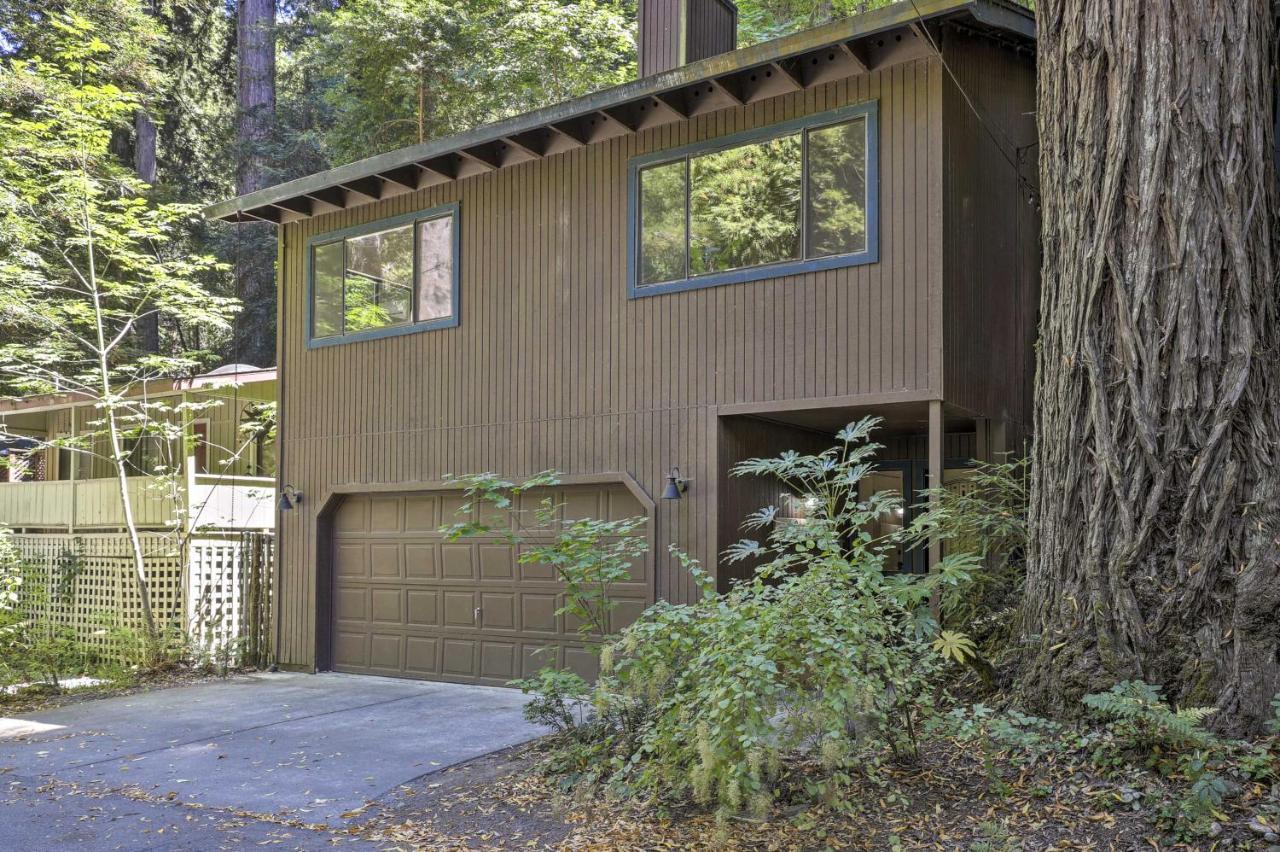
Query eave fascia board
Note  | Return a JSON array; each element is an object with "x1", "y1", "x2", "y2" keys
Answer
[{"x1": 0, "y1": 372, "x2": 278, "y2": 416}]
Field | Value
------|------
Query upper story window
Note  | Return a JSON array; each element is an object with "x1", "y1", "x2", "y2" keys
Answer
[
  {"x1": 628, "y1": 102, "x2": 878, "y2": 297},
  {"x1": 307, "y1": 202, "x2": 459, "y2": 346}
]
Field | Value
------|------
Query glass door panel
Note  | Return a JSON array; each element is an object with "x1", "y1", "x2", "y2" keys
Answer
[{"x1": 858, "y1": 466, "x2": 908, "y2": 572}]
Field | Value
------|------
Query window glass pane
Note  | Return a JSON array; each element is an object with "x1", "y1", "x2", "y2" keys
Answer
[
  {"x1": 857, "y1": 468, "x2": 906, "y2": 573},
  {"x1": 638, "y1": 160, "x2": 687, "y2": 286},
  {"x1": 806, "y1": 116, "x2": 868, "y2": 258},
  {"x1": 312, "y1": 241, "x2": 344, "y2": 339},
  {"x1": 689, "y1": 133, "x2": 802, "y2": 275},
  {"x1": 344, "y1": 224, "x2": 414, "y2": 333},
  {"x1": 416, "y1": 215, "x2": 454, "y2": 322}
]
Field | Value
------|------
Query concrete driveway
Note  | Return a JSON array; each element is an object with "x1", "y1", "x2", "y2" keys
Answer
[{"x1": 0, "y1": 671, "x2": 544, "y2": 850}]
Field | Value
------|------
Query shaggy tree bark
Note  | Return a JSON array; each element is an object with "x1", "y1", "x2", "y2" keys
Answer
[
  {"x1": 1020, "y1": 0, "x2": 1280, "y2": 735},
  {"x1": 135, "y1": 110, "x2": 160, "y2": 354},
  {"x1": 134, "y1": 110, "x2": 157, "y2": 185},
  {"x1": 235, "y1": 0, "x2": 274, "y2": 196},
  {"x1": 232, "y1": 0, "x2": 277, "y2": 368}
]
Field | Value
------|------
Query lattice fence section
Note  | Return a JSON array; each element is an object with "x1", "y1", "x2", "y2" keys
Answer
[
  {"x1": 13, "y1": 533, "x2": 185, "y2": 659},
  {"x1": 188, "y1": 533, "x2": 273, "y2": 667}
]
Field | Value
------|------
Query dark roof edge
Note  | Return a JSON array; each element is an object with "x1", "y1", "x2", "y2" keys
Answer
[{"x1": 204, "y1": 0, "x2": 1032, "y2": 222}]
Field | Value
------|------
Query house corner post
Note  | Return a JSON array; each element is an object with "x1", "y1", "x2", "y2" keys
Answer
[{"x1": 927, "y1": 399, "x2": 943, "y2": 592}]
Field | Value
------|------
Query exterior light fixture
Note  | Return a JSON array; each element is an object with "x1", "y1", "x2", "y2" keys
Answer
[
  {"x1": 661, "y1": 467, "x2": 688, "y2": 500},
  {"x1": 278, "y1": 485, "x2": 303, "y2": 512}
]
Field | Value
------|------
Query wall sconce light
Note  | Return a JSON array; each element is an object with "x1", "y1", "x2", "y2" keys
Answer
[
  {"x1": 278, "y1": 485, "x2": 303, "y2": 512},
  {"x1": 661, "y1": 467, "x2": 689, "y2": 500}
]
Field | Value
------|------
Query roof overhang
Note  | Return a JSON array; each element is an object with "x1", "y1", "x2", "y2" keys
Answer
[
  {"x1": 204, "y1": 0, "x2": 1033, "y2": 225},
  {"x1": 0, "y1": 368, "x2": 278, "y2": 417}
]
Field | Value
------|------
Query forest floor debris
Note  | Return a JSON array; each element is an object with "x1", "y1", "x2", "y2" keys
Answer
[{"x1": 354, "y1": 738, "x2": 1279, "y2": 850}]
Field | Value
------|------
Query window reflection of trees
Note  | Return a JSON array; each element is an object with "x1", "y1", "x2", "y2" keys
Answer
[
  {"x1": 416, "y1": 217, "x2": 454, "y2": 322},
  {"x1": 312, "y1": 241, "x2": 344, "y2": 338},
  {"x1": 807, "y1": 117, "x2": 867, "y2": 258},
  {"x1": 691, "y1": 133, "x2": 803, "y2": 275},
  {"x1": 636, "y1": 112, "x2": 870, "y2": 288},
  {"x1": 344, "y1": 226, "x2": 414, "y2": 333},
  {"x1": 639, "y1": 160, "x2": 687, "y2": 286},
  {"x1": 310, "y1": 212, "x2": 456, "y2": 339}
]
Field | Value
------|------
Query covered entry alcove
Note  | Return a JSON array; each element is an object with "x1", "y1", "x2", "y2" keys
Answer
[{"x1": 714, "y1": 397, "x2": 1013, "y2": 590}]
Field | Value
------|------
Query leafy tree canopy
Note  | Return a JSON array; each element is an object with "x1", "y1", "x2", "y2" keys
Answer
[{"x1": 302, "y1": 0, "x2": 636, "y2": 166}]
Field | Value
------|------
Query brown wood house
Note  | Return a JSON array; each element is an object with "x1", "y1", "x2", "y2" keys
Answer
[{"x1": 206, "y1": 0, "x2": 1038, "y2": 685}]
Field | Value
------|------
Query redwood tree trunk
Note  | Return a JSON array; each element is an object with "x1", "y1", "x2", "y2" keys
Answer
[
  {"x1": 235, "y1": 0, "x2": 274, "y2": 196},
  {"x1": 135, "y1": 109, "x2": 160, "y2": 354},
  {"x1": 233, "y1": 0, "x2": 277, "y2": 368},
  {"x1": 134, "y1": 110, "x2": 157, "y2": 185},
  {"x1": 1020, "y1": 0, "x2": 1280, "y2": 735}
]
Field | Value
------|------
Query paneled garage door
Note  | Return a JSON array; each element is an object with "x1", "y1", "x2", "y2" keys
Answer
[{"x1": 330, "y1": 484, "x2": 652, "y2": 685}]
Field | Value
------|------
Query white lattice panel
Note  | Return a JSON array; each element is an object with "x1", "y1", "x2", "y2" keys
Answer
[
  {"x1": 12, "y1": 532, "x2": 272, "y2": 665},
  {"x1": 12, "y1": 533, "x2": 184, "y2": 659}
]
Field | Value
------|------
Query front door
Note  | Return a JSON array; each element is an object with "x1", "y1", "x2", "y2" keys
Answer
[
  {"x1": 858, "y1": 459, "x2": 975, "y2": 573},
  {"x1": 857, "y1": 464, "x2": 912, "y2": 572}
]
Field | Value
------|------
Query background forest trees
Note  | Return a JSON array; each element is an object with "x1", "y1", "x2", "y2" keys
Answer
[{"x1": 1, "y1": 0, "x2": 864, "y2": 373}]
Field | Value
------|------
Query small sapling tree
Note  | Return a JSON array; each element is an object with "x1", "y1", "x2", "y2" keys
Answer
[{"x1": 0, "y1": 15, "x2": 237, "y2": 650}]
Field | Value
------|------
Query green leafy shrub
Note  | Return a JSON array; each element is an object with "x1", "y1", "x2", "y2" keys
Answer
[
  {"x1": 0, "y1": 526, "x2": 186, "y2": 694},
  {"x1": 537, "y1": 418, "x2": 976, "y2": 816},
  {"x1": 906, "y1": 457, "x2": 1027, "y2": 658},
  {"x1": 1082, "y1": 680, "x2": 1218, "y2": 763},
  {"x1": 108, "y1": 622, "x2": 192, "y2": 674},
  {"x1": 0, "y1": 527, "x2": 20, "y2": 611},
  {"x1": 512, "y1": 667, "x2": 592, "y2": 733},
  {"x1": 1139, "y1": 750, "x2": 1230, "y2": 842}
]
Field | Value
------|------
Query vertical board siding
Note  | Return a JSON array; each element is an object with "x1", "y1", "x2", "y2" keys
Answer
[
  {"x1": 274, "y1": 61, "x2": 943, "y2": 668},
  {"x1": 638, "y1": 0, "x2": 682, "y2": 76},
  {"x1": 941, "y1": 27, "x2": 1039, "y2": 439},
  {"x1": 685, "y1": 0, "x2": 737, "y2": 65}
]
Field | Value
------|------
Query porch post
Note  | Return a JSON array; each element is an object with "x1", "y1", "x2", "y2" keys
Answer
[
  {"x1": 991, "y1": 418, "x2": 1009, "y2": 459},
  {"x1": 976, "y1": 417, "x2": 1009, "y2": 464},
  {"x1": 69, "y1": 405, "x2": 78, "y2": 533},
  {"x1": 927, "y1": 399, "x2": 943, "y2": 584}
]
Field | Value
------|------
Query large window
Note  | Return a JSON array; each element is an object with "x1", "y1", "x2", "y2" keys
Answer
[
  {"x1": 308, "y1": 203, "x2": 459, "y2": 345},
  {"x1": 629, "y1": 102, "x2": 877, "y2": 296}
]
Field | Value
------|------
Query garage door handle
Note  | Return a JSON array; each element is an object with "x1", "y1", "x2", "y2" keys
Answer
[{"x1": 474, "y1": 607, "x2": 482, "y2": 620}]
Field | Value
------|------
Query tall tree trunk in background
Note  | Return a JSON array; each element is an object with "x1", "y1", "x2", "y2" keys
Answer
[
  {"x1": 1019, "y1": 0, "x2": 1280, "y2": 735},
  {"x1": 232, "y1": 0, "x2": 277, "y2": 368},
  {"x1": 134, "y1": 110, "x2": 157, "y2": 185},
  {"x1": 135, "y1": 109, "x2": 160, "y2": 354}
]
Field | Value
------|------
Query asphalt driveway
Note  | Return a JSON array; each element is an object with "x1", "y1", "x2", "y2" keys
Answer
[{"x1": 0, "y1": 671, "x2": 544, "y2": 850}]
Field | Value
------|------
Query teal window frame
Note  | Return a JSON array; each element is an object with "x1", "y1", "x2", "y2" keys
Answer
[
  {"x1": 626, "y1": 101, "x2": 879, "y2": 298},
  {"x1": 305, "y1": 202, "x2": 461, "y2": 348}
]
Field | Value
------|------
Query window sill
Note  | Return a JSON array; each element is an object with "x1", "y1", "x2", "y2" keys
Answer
[
  {"x1": 628, "y1": 248, "x2": 879, "y2": 299},
  {"x1": 306, "y1": 315, "x2": 460, "y2": 348}
]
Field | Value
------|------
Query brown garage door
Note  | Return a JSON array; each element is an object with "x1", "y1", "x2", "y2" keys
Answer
[{"x1": 330, "y1": 484, "x2": 653, "y2": 685}]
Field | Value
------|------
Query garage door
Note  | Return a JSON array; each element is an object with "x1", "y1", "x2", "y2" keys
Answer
[{"x1": 330, "y1": 484, "x2": 653, "y2": 685}]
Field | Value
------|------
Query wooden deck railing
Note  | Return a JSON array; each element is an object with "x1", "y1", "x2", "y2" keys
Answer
[
  {"x1": 0, "y1": 474, "x2": 274, "y2": 531},
  {"x1": 189, "y1": 474, "x2": 276, "y2": 530}
]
